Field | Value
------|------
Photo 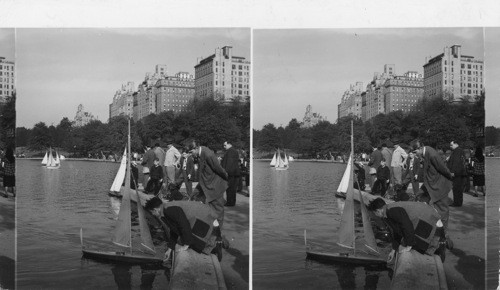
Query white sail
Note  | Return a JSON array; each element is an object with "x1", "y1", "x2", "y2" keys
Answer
[
  {"x1": 41, "y1": 151, "x2": 48, "y2": 165},
  {"x1": 336, "y1": 155, "x2": 352, "y2": 194},
  {"x1": 337, "y1": 121, "x2": 379, "y2": 254},
  {"x1": 275, "y1": 151, "x2": 283, "y2": 168},
  {"x1": 283, "y1": 152, "x2": 289, "y2": 166},
  {"x1": 270, "y1": 153, "x2": 277, "y2": 166},
  {"x1": 55, "y1": 151, "x2": 60, "y2": 165},
  {"x1": 136, "y1": 188, "x2": 156, "y2": 253},
  {"x1": 110, "y1": 148, "x2": 127, "y2": 193},
  {"x1": 113, "y1": 124, "x2": 132, "y2": 248},
  {"x1": 46, "y1": 148, "x2": 58, "y2": 167}
]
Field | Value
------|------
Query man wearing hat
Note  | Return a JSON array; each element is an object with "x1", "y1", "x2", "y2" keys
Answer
[
  {"x1": 391, "y1": 141, "x2": 408, "y2": 186},
  {"x1": 164, "y1": 140, "x2": 181, "y2": 188},
  {"x1": 410, "y1": 139, "x2": 453, "y2": 233},
  {"x1": 190, "y1": 139, "x2": 228, "y2": 227}
]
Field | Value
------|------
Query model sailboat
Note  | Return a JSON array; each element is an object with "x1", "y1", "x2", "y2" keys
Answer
[
  {"x1": 81, "y1": 119, "x2": 163, "y2": 265},
  {"x1": 270, "y1": 152, "x2": 277, "y2": 167},
  {"x1": 45, "y1": 148, "x2": 60, "y2": 169},
  {"x1": 305, "y1": 121, "x2": 385, "y2": 265},
  {"x1": 41, "y1": 151, "x2": 48, "y2": 165},
  {"x1": 275, "y1": 149, "x2": 289, "y2": 171}
]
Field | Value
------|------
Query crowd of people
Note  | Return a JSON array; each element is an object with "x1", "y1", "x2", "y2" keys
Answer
[
  {"x1": 133, "y1": 139, "x2": 249, "y2": 265},
  {"x1": 360, "y1": 138, "x2": 486, "y2": 265}
]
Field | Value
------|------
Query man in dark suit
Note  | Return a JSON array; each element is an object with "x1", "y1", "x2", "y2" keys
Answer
[
  {"x1": 221, "y1": 141, "x2": 241, "y2": 207},
  {"x1": 411, "y1": 139, "x2": 453, "y2": 232},
  {"x1": 190, "y1": 140, "x2": 228, "y2": 227},
  {"x1": 446, "y1": 140, "x2": 467, "y2": 207},
  {"x1": 368, "y1": 146, "x2": 383, "y2": 189}
]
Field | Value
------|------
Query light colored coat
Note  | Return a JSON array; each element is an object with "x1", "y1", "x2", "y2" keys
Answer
[{"x1": 391, "y1": 145, "x2": 408, "y2": 167}]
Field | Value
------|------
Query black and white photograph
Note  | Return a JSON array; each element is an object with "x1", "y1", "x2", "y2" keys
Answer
[
  {"x1": 15, "y1": 28, "x2": 250, "y2": 289},
  {"x1": 1, "y1": 1, "x2": 500, "y2": 289},
  {"x1": 252, "y1": 28, "x2": 493, "y2": 289}
]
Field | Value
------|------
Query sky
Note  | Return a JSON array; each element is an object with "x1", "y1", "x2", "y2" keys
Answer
[
  {"x1": 253, "y1": 28, "x2": 492, "y2": 129},
  {"x1": 15, "y1": 28, "x2": 250, "y2": 128},
  {"x1": 485, "y1": 28, "x2": 500, "y2": 127},
  {"x1": 0, "y1": 29, "x2": 15, "y2": 60}
]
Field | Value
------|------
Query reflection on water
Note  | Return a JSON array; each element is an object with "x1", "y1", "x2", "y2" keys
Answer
[
  {"x1": 17, "y1": 160, "x2": 170, "y2": 289},
  {"x1": 486, "y1": 158, "x2": 500, "y2": 289},
  {"x1": 253, "y1": 160, "x2": 391, "y2": 289}
]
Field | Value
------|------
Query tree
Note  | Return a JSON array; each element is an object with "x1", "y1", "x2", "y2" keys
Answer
[
  {"x1": 29, "y1": 122, "x2": 51, "y2": 150},
  {"x1": 55, "y1": 117, "x2": 73, "y2": 150},
  {"x1": 258, "y1": 123, "x2": 279, "y2": 152},
  {"x1": 16, "y1": 127, "x2": 31, "y2": 148},
  {"x1": 0, "y1": 93, "x2": 16, "y2": 149}
]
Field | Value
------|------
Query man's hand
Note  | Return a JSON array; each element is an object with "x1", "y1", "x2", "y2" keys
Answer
[
  {"x1": 387, "y1": 249, "x2": 395, "y2": 262},
  {"x1": 399, "y1": 245, "x2": 412, "y2": 253},
  {"x1": 177, "y1": 245, "x2": 189, "y2": 252}
]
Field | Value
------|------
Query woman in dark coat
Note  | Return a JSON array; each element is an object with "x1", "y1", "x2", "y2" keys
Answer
[
  {"x1": 471, "y1": 147, "x2": 485, "y2": 197},
  {"x1": 2, "y1": 148, "x2": 15, "y2": 198}
]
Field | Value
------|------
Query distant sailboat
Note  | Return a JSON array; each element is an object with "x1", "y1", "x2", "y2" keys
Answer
[
  {"x1": 270, "y1": 152, "x2": 277, "y2": 167},
  {"x1": 55, "y1": 151, "x2": 61, "y2": 165},
  {"x1": 305, "y1": 120, "x2": 385, "y2": 265},
  {"x1": 41, "y1": 151, "x2": 48, "y2": 165},
  {"x1": 81, "y1": 118, "x2": 163, "y2": 265},
  {"x1": 45, "y1": 148, "x2": 60, "y2": 169},
  {"x1": 275, "y1": 149, "x2": 289, "y2": 171}
]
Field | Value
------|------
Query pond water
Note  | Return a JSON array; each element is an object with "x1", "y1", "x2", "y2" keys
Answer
[
  {"x1": 252, "y1": 160, "x2": 391, "y2": 289},
  {"x1": 17, "y1": 159, "x2": 169, "y2": 289}
]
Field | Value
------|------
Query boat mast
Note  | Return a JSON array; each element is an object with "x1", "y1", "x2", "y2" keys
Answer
[
  {"x1": 127, "y1": 118, "x2": 132, "y2": 254},
  {"x1": 350, "y1": 120, "x2": 355, "y2": 256}
]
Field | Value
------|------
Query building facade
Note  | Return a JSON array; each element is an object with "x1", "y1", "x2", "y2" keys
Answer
[
  {"x1": 109, "y1": 81, "x2": 135, "y2": 120},
  {"x1": 73, "y1": 104, "x2": 96, "y2": 127},
  {"x1": 0, "y1": 57, "x2": 15, "y2": 103},
  {"x1": 134, "y1": 65, "x2": 168, "y2": 121},
  {"x1": 338, "y1": 82, "x2": 363, "y2": 119},
  {"x1": 194, "y1": 46, "x2": 250, "y2": 102},
  {"x1": 301, "y1": 105, "x2": 325, "y2": 128},
  {"x1": 363, "y1": 64, "x2": 395, "y2": 121},
  {"x1": 383, "y1": 71, "x2": 424, "y2": 114},
  {"x1": 155, "y1": 72, "x2": 195, "y2": 114},
  {"x1": 423, "y1": 45, "x2": 484, "y2": 102}
]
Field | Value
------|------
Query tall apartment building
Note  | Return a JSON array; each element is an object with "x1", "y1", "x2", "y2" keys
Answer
[
  {"x1": 135, "y1": 65, "x2": 168, "y2": 121},
  {"x1": 194, "y1": 46, "x2": 250, "y2": 102},
  {"x1": 383, "y1": 71, "x2": 424, "y2": 113},
  {"x1": 109, "y1": 81, "x2": 135, "y2": 120},
  {"x1": 363, "y1": 64, "x2": 395, "y2": 121},
  {"x1": 423, "y1": 45, "x2": 484, "y2": 102},
  {"x1": 73, "y1": 104, "x2": 96, "y2": 127},
  {"x1": 0, "y1": 57, "x2": 15, "y2": 103},
  {"x1": 338, "y1": 82, "x2": 363, "y2": 119},
  {"x1": 301, "y1": 105, "x2": 325, "y2": 128},
  {"x1": 155, "y1": 72, "x2": 195, "y2": 114}
]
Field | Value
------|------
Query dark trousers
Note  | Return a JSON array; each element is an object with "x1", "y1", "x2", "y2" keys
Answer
[
  {"x1": 176, "y1": 172, "x2": 193, "y2": 199},
  {"x1": 145, "y1": 178, "x2": 162, "y2": 195},
  {"x1": 452, "y1": 176, "x2": 466, "y2": 206},
  {"x1": 226, "y1": 176, "x2": 239, "y2": 206},
  {"x1": 372, "y1": 179, "x2": 389, "y2": 196}
]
